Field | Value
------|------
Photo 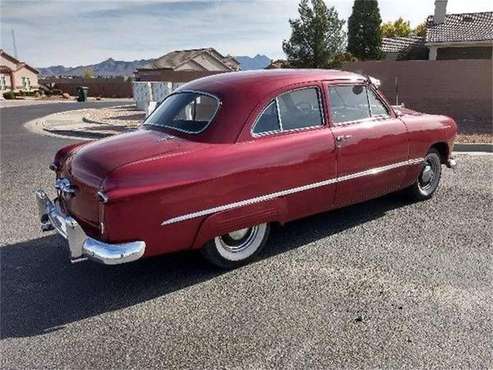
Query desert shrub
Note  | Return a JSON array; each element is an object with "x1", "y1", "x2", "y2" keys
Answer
[{"x1": 3, "y1": 91, "x2": 15, "y2": 99}]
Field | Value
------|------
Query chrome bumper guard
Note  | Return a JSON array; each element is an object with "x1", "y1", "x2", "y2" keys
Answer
[{"x1": 35, "y1": 190, "x2": 145, "y2": 264}]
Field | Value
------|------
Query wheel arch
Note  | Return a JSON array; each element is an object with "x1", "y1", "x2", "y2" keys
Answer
[
  {"x1": 191, "y1": 200, "x2": 285, "y2": 249},
  {"x1": 430, "y1": 142, "x2": 450, "y2": 164}
]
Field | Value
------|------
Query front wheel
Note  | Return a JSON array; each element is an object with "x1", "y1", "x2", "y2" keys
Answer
[
  {"x1": 201, "y1": 223, "x2": 270, "y2": 269},
  {"x1": 404, "y1": 149, "x2": 442, "y2": 201}
]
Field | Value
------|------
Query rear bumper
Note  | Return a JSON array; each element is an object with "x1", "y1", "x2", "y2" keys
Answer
[{"x1": 35, "y1": 190, "x2": 145, "y2": 264}]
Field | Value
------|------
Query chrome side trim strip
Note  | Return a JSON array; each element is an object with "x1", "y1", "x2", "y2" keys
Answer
[{"x1": 161, "y1": 158, "x2": 424, "y2": 226}]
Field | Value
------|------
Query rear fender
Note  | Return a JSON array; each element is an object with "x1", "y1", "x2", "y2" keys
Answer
[{"x1": 191, "y1": 199, "x2": 286, "y2": 249}]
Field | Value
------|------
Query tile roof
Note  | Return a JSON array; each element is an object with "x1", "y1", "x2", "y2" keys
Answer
[
  {"x1": 426, "y1": 11, "x2": 493, "y2": 43},
  {"x1": 381, "y1": 36, "x2": 425, "y2": 53}
]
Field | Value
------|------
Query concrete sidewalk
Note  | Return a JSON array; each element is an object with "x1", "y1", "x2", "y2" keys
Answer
[
  {"x1": 23, "y1": 102, "x2": 140, "y2": 140},
  {"x1": 24, "y1": 108, "x2": 135, "y2": 140}
]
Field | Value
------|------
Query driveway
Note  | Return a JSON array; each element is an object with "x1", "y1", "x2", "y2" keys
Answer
[{"x1": 1, "y1": 103, "x2": 492, "y2": 368}]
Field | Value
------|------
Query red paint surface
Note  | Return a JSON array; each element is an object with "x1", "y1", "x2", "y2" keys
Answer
[{"x1": 53, "y1": 70, "x2": 457, "y2": 257}]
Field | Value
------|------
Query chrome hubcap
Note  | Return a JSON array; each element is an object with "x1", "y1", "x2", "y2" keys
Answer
[
  {"x1": 219, "y1": 227, "x2": 257, "y2": 253},
  {"x1": 418, "y1": 157, "x2": 439, "y2": 193},
  {"x1": 421, "y1": 164, "x2": 434, "y2": 185},
  {"x1": 228, "y1": 228, "x2": 249, "y2": 241}
]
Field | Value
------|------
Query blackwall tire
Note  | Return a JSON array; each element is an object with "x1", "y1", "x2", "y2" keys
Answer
[{"x1": 201, "y1": 223, "x2": 270, "y2": 269}]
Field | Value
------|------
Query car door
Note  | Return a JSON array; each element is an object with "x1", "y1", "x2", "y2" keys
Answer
[
  {"x1": 326, "y1": 82, "x2": 409, "y2": 207},
  {"x1": 242, "y1": 85, "x2": 338, "y2": 222}
]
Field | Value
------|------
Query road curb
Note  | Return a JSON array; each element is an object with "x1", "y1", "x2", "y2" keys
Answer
[
  {"x1": 454, "y1": 143, "x2": 493, "y2": 153},
  {"x1": 82, "y1": 116, "x2": 106, "y2": 125}
]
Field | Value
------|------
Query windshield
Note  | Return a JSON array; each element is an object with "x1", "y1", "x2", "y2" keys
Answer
[{"x1": 145, "y1": 91, "x2": 219, "y2": 134}]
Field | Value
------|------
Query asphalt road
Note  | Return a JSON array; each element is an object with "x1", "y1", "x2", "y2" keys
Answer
[{"x1": 1, "y1": 103, "x2": 492, "y2": 369}]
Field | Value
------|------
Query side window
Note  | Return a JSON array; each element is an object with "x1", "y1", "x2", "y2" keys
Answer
[
  {"x1": 252, "y1": 87, "x2": 323, "y2": 135},
  {"x1": 328, "y1": 85, "x2": 370, "y2": 124},
  {"x1": 277, "y1": 88, "x2": 323, "y2": 130},
  {"x1": 252, "y1": 101, "x2": 281, "y2": 135},
  {"x1": 367, "y1": 88, "x2": 390, "y2": 118}
]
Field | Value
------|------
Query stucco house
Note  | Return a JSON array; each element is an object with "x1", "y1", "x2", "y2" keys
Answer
[
  {"x1": 0, "y1": 49, "x2": 39, "y2": 93},
  {"x1": 381, "y1": 1, "x2": 493, "y2": 61},
  {"x1": 135, "y1": 48, "x2": 240, "y2": 82},
  {"x1": 426, "y1": 1, "x2": 493, "y2": 60}
]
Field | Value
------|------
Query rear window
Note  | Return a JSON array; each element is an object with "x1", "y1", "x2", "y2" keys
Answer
[{"x1": 145, "y1": 92, "x2": 219, "y2": 134}]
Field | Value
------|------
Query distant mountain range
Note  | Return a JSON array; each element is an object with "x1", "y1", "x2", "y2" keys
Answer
[
  {"x1": 37, "y1": 58, "x2": 151, "y2": 78},
  {"x1": 234, "y1": 54, "x2": 271, "y2": 70},
  {"x1": 37, "y1": 55, "x2": 271, "y2": 77}
]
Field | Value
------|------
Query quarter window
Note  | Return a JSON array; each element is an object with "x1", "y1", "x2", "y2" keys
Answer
[
  {"x1": 252, "y1": 101, "x2": 280, "y2": 134},
  {"x1": 253, "y1": 87, "x2": 323, "y2": 135},
  {"x1": 367, "y1": 88, "x2": 390, "y2": 118}
]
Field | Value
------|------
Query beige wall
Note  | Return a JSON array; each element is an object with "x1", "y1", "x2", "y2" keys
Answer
[
  {"x1": 0, "y1": 54, "x2": 39, "y2": 91},
  {"x1": 343, "y1": 59, "x2": 492, "y2": 124},
  {"x1": 13, "y1": 67, "x2": 39, "y2": 90}
]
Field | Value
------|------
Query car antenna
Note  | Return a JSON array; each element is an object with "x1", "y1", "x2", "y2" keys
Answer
[{"x1": 394, "y1": 77, "x2": 399, "y2": 106}]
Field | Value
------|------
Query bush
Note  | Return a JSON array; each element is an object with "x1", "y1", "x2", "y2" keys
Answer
[{"x1": 3, "y1": 91, "x2": 15, "y2": 99}]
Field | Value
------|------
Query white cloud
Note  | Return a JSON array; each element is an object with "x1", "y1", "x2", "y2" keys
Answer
[{"x1": 0, "y1": 0, "x2": 491, "y2": 67}]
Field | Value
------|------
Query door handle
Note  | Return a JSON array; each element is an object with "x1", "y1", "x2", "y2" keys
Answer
[{"x1": 335, "y1": 135, "x2": 352, "y2": 142}]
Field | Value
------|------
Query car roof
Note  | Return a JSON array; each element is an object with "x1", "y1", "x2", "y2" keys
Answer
[
  {"x1": 170, "y1": 69, "x2": 367, "y2": 144},
  {"x1": 178, "y1": 69, "x2": 366, "y2": 99}
]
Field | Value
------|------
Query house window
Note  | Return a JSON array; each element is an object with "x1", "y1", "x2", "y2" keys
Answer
[
  {"x1": 0, "y1": 76, "x2": 6, "y2": 91},
  {"x1": 22, "y1": 77, "x2": 31, "y2": 91}
]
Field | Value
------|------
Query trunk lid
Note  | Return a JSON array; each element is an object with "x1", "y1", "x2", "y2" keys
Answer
[{"x1": 61, "y1": 128, "x2": 208, "y2": 230}]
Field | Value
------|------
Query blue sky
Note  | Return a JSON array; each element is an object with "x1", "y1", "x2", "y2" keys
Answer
[{"x1": 1, "y1": 0, "x2": 491, "y2": 67}]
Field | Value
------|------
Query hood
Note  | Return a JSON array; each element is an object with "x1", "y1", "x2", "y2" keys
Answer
[{"x1": 69, "y1": 128, "x2": 208, "y2": 187}]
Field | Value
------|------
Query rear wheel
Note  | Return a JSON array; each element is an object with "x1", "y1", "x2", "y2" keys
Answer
[
  {"x1": 201, "y1": 223, "x2": 270, "y2": 269},
  {"x1": 405, "y1": 148, "x2": 442, "y2": 201}
]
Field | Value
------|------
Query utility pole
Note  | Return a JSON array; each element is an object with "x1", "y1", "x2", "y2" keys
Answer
[{"x1": 11, "y1": 29, "x2": 18, "y2": 58}]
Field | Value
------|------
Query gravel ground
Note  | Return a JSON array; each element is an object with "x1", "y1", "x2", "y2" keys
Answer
[{"x1": 1, "y1": 103, "x2": 492, "y2": 369}]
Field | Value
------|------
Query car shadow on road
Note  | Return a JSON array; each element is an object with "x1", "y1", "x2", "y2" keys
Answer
[{"x1": 1, "y1": 193, "x2": 413, "y2": 339}]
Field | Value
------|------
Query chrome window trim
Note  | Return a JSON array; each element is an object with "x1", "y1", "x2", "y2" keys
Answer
[
  {"x1": 251, "y1": 86, "x2": 325, "y2": 138},
  {"x1": 143, "y1": 89, "x2": 222, "y2": 135},
  {"x1": 366, "y1": 86, "x2": 391, "y2": 119},
  {"x1": 275, "y1": 97, "x2": 283, "y2": 131},
  {"x1": 251, "y1": 100, "x2": 281, "y2": 137},
  {"x1": 161, "y1": 157, "x2": 424, "y2": 226}
]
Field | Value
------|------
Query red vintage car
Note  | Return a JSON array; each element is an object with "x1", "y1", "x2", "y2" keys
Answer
[{"x1": 36, "y1": 69, "x2": 457, "y2": 268}]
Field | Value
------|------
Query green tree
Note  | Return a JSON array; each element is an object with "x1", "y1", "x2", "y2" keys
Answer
[
  {"x1": 347, "y1": 0, "x2": 383, "y2": 60},
  {"x1": 381, "y1": 17, "x2": 412, "y2": 38},
  {"x1": 414, "y1": 21, "x2": 427, "y2": 37},
  {"x1": 82, "y1": 67, "x2": 94, "y2": 79},
  {"x1": 283, "y1": 0, "x2": 346, "y2": 68}
]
